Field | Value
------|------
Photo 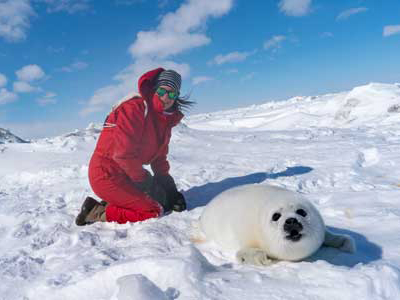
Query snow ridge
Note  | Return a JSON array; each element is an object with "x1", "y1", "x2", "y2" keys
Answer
[{"x1": 187, "y1": 82, "x2": 400, "y2": 131}]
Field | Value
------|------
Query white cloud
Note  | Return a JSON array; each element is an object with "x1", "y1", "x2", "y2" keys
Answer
[
  {"x1": 0, "y1": 0, "x2": 35, "y2": 42},
  {"x1": 192, "y1": 76, "x2": 213, "y2": 85},
  {"x1": 383, "y1": 25, "x2": 400, "y2": 37},
  {"x1": 16, "y1": 64, "x2": 45, "y2": 82},
  {"x1": 0, "y1": 73, "x2": 7, "y2": 87},
  {"x1": 129, "y1": 0, "x2": 233, "y2": 59},
  {"x1": 38, "y1": 0, "x2": 91, "y2": 14},
  {"x1": 264, "y1": 35, "x2": 286, "y2": 51},
  {"x1": 82, "y1": 0, "x2": 234, "y2": 115},
  {"x1": 36, "y1": 92, "x2": 57, "y2": 106},
  {"x1": 13, "y1": 81, "x2": 40, "y2": 93},
  {"x1": 210, "y1": 51, "x2": 254, "y2": 65},
  {"x1": 80, "y1": 59, "x2": 190, "y2": 116},
  {"x1": 0, "y1": 88, "x2": 18, "y2": 105},
  {"x1": 60, "y1": 61, "x2": 88, "y2": 72},
  {"x1": 336, "y1": 7, "x2": 367, "y2": 21},
  {"x1": 278, "y1": 0, "x2": 311, "y2": 17},
  {"x1": 321, "y1": 32, "x2": 333, "y2": 38},
  {"x1": 130, "y1": 31, "x2": 210, "y2": 59}
]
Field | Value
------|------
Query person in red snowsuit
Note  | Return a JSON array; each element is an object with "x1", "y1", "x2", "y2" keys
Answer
[{"x1": 76, "y1": 68, "x2": 191, "y2": 225}]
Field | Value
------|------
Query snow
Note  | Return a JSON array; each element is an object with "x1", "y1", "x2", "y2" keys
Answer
[
  {"x1": 1, "y1": 82, "x2": 400, "y2": 299},
  {"x1": 357, "y1": 148, "x2": 380, "y2": 168}
]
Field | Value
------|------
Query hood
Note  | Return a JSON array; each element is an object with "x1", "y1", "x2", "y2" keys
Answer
[{"x1": 138, "y1": 67, "x2": 165, "y2": 101}]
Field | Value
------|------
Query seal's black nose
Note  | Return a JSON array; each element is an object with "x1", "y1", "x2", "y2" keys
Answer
[{"x1": 284, "y1": 217, "x2": 303, "y2": 233}]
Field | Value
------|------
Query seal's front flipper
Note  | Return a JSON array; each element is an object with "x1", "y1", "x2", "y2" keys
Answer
[
  {"x1": 189, "y1": 220, "x2": 207, "y2": 244},
  {"x1": 236, "y1": 248, "x2": 274, "y2": 266},
  {"x1": 323, "y1": 230, "x2": 356, "y2": 253}
]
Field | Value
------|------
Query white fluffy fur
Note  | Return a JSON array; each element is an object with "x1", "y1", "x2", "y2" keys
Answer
[{"x1": 200, "y1": 184, "x2": 335, "y2": 263}]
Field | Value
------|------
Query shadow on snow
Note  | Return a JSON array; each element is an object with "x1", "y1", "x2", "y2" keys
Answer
[
  {"x1": 307, "y1": 226, "x2": 382, "y2": 267},
  {"x1": 184, "y1": 166, "x2": 313, "y2": 210}
]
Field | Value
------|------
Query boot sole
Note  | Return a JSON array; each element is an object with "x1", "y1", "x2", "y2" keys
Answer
[{"x1": 75, "y1": 197, "x2": 99, "y2": 226}]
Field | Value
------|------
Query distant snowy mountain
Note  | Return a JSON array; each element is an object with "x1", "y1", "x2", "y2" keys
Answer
[
  {"x1": 187, "y1": 83, "x2": 400, "y2": 131},
  {"x1": 0, "y1": 127, "x2": 28, "y2": 144}
]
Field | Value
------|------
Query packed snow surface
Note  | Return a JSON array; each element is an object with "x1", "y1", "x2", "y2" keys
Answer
[{"x1": 1, "y1": 83, "x2": 400, "y2": 299}]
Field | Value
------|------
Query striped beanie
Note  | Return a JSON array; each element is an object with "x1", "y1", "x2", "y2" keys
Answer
[{"x1": 156, "y1": 70, "x2": 182, "y2": 94}]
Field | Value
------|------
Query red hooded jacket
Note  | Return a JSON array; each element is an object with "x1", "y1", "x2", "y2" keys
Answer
[{"x1": 88, "y1": 68, "x2": 183, "y2": 215}]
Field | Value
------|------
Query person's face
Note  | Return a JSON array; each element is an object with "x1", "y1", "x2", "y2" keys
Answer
[{"x1": 156, "y1": 86, "x2": 177, "y2": 111}]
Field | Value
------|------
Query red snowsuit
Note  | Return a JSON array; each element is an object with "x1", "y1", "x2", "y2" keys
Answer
[{"x1": 88, "y1": 68, "x2": 183, "y2": 224}]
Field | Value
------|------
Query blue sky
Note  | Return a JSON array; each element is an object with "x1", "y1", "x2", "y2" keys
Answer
[{"x1": 0, "y1": 0, "x2": 399, "y2": 138}]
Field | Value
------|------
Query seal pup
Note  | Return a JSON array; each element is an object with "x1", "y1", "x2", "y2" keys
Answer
[{"x1": 199, "y1": 184, "x2": 356, "y2": 266}]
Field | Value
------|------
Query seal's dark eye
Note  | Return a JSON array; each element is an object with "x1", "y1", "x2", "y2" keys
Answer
[
  {"x1": 296, "y1": 209, "x2": 307, "y2": 217},
  {"x1": 272, "y1": 213, "x2": 281, "y2": 221}
]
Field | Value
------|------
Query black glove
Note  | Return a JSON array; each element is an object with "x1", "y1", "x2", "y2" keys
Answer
[
  {"x1": 149, "y1": 183, "x2": 170, "y2": 213},
  {"x1": 154, "y1": 174, "x2": 186, "y2": 212},
  {"x1": 134, "y1": 172, "x2": 171, "y2": 213},
  {"x1": 153, "y1": 174, "x2": 177, "y2": 194},
  {"x1": 171, "y1": 191, "x2": 186, "y2": 212}
]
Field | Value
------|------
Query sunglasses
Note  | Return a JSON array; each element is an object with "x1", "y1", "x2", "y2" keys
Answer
[{"x1": 156, "y1": 87, "x2": 179, "y2": 100}]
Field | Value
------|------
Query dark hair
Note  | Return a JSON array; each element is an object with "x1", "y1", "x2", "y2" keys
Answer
[
  {"x1": 153, "y1": 82, "x2": 195, "y2": 112},
  {"x1": 175, "y1": 93, "x2": 195, "y2": 112}
]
